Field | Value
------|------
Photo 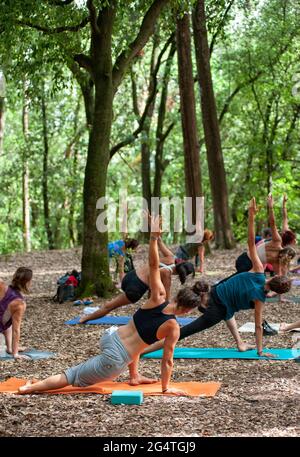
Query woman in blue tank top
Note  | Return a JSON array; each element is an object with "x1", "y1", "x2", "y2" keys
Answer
[
  {"x1": 143, "y1": 199, "x2": 292, "y2": 359},
  {"x1": 19, "y1": 215, "x2": 201, "y2": 396}
]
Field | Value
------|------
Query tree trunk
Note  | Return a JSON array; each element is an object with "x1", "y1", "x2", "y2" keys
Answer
[
  {"x1": 0, "y1": 97, "x2": 4, "y2": 154},
  {"x1": 22, "y1": 83, "x2": 31, "y2": 253},
  {"x1": 80, "y1": 6, "x2": 115, "y2": 297},
  {"x1": 176, "y1": 13, "x2": 202, "y2": 228},
  {"x1": 41, "y1": 86, "x2": 55, "y2": 250},
  {"x1": 192, "y1": 0, "x2": 235, "y2": 248}
]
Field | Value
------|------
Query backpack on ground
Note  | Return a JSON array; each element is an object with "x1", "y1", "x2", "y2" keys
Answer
[{"x1": 52, "y1": 270, "x2": 81, "y2": 304}]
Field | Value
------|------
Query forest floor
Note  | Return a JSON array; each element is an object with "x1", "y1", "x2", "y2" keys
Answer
[{"x1": 0, "y1": 245, "x2": 299, "y2": 437}]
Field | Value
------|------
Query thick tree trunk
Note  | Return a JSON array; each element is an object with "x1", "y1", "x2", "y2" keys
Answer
[
  {"x1": 80, "y1": 6, "x2": 115, "y2": 297},
  {"x1": 176, "y1": 13, "x2": 202, "y2": 228},
  {"x1": 193, "y1": 0, "x2": 235, "y2": 248},
  {"x1": 22, "y1": 83, "x2": 31, "y2": 252},
  {"x1": 0, "y1": 98, "x2": 4, "y2": 154},
  {"x1": 41, "y1": 87, "x2": 55, "y2": 250}
]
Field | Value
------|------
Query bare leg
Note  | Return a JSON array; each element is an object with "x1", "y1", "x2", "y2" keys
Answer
[
  {"x1": 18, "y1": 373, "x2": 68, "y2": 394},
  {"x1": 128, "y1": 356, "x2": 157, "y2": 385},
  {"x1": 80, "y1": 294, "x2": 131, "y2": 323},
  {"x1": 279, "y1": 320, "x2": 300, "y2": 333}
]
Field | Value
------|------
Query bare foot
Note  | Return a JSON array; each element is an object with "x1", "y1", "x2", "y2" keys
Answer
[
  {"x1": 129, "y1": 375, "x2": 158, "y2": 386},
  {"x1": 18, "y1": 379, "x2": 39, "y2": 394},
  {"x1": 279, "y1": 323, "x2": 289, "y2": 333}
]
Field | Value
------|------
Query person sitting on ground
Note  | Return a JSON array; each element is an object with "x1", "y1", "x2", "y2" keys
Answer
[
  {"x1": 0, "y1": 267, "x2": 33, "y2": 359},
  {"x1": 19, "y1": 216, "x2": 200, "y2": 396},
  {"x1": 108, "y1": 238, "x2": 139, "y2": 287},
  {"x1": 175, "y1": 229, "x2": 214, "y2": 274},
  {"x1": 79, "y1": 237, "x2": 195, "y2": 323},
  {"x1": 235, "y1": 194, "x2": 296, "y2": 276},
  {"x1": 143, "y1": 198, "x2": 292, "y2": 358},
  {"x1": 279, "y1": 319, "x2": 300, "y2": 333}
]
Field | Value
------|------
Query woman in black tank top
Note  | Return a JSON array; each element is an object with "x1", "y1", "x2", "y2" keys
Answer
[{"x1": 19, "y1": 215, "x2": 201, "y2": 396}]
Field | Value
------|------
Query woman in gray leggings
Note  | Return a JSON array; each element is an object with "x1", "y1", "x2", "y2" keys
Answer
[{"x1": 19, "y1": 217, "x2": 201, "y2": 396}]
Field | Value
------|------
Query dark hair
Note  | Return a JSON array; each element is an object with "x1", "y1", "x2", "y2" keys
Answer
[
  {"x1": 192, "y1": 280, "x2": 210, "y2": 313},
  {"x1": 175, "y1": 261, "x2": 195, "y2": 284},
  {"x1": 278, "y1": 246, "x2": 296, "y2": 265},
  {"x1": 262, "y1": 228, "x2": 272, "y2": 239},
  {"x1": 125, "y1": 239, "x2": 139, "y2": 250},
  {"x1": 71, "y1": 269, "x2": 80, "y2": 279},
  {"x1": 192, "y1": 280, "x2": 210, "y2": 295},
  {"x1": 176, "y1": 288, "x2": 200, "y2": 310},
  {"x1": 281, "y1": 230, "x2": 296, "y2": 247},
  {"x1": 10, "y1": 267, "x2": 33, "y2": 294},
  {"x1": 268, "y1": 276, "x2": 292, "y2": 294}
]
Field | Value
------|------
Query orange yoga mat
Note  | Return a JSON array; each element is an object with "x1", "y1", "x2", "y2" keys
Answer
[{"x1": 0, "y1": 377, "x2": 221, "y2": 397}]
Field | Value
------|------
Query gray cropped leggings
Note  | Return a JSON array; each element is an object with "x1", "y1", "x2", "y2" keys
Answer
[{"x1": 64, "y1": 329, "x2": 132, "y2": 387}]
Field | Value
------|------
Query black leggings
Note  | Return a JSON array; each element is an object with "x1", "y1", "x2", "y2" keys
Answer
[{"x1": 179, "y1": 288, "x2": 227, "y2": 340}]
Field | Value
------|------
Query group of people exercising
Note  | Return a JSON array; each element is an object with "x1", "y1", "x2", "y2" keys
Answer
[{"x1": 0, "y1": 194, "x2": 298, "y2": 395}]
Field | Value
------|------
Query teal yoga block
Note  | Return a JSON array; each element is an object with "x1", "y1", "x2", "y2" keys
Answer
[{"x1": 111, "y1": 390, "x2": 143, "y2": 405}]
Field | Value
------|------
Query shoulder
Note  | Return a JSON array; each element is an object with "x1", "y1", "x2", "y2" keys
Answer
[{"x1": 9, "y1": 298, "x2": 26, "y2": 312}]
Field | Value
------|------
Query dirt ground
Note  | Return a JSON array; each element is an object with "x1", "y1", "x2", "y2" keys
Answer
[{"x1": 0, "y1": 245, "x2": 299, "y2": 437}]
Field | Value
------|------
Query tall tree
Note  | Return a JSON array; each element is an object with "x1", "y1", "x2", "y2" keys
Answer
[
  {"x1": 22, "y1": 81, "x2": 31, "y2": 252},
  {"x1": 176, "y1": 12, "x2": 202, "y2": 227},
  {"x1": 193, "y1": 0, "x2": 235, "y2": 248}
]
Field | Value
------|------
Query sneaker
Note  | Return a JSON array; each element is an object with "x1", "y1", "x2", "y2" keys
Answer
[{"x1": 262, "y1": 320, "x2": 278, "y2": 336}]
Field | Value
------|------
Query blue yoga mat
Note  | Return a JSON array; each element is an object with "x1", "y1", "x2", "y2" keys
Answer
[
  {"x1": 65, "y1": 315, "x2": 196, "y2": 326},
  {"x1": 0, "y1": 349, "x2": 56, "y2": 361},
  {"x1": 142, "y1": 347, "x2": 300, "y2": 360}
]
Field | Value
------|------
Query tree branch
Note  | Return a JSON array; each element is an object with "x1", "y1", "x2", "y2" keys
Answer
[
  {"x1": 112, "y1": 0, "x2": 170, "y2": 93},
  {"x1": 86, "y1": 0, "x2": 100, "y2": 35},
  {"x1": 110, "y1": 33, "x2": 174, "y2": 158},
  {"x1": 16, "y1": 16, "x2": 89, "y2": 34},
  {"x1": 210, "y1": 0, "x2": 235, "y2": 55},
  {"x1": 74, "y1": 54, "x2": 93, "y2": 75},
  {"x1": 46, "y1": 0, "x2": 74, "y2": 6}
]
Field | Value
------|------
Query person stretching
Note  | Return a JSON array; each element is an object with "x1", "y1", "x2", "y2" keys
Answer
[
  {"x1": 19, "y1": 217, "x2": 200, "y2": 395},
  {"x1": 0, "y1": 267, "x2": 33, "y2": 359},
  {"x1": 143, "y1": 198, "x2": 292, "y2": 359},
  {"x1": 79, "y1": 238, "x2": 194, "y2": 323}
]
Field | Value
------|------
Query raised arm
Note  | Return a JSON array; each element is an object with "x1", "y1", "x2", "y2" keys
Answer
[
  {"x1": 267, "y1": 194, "x2": 282, "y2": 243},
  {"x1": 148, "y1": 215, "x2": 166, "y2": 305},
  {"x1": 282, "y1": 194, "x2": 289, "y2": 232},
  {"x1": 248, "y1": 198, "x2": 264, "y2": 273}
]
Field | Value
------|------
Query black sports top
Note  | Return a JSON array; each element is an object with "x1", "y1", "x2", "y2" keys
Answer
[{"x1": 133, "y1": 301, "x2": 176, "y2": 345}]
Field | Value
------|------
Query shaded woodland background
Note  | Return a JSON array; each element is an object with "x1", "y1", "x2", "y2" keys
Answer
[{"x1": 0, "y1": 0, "x2": 299, "y2": 296}]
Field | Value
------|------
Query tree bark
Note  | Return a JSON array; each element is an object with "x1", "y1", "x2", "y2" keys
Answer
[
  {"x1": 41, "y1": 85, "x2": 55, "y2": 250},
  {"x1": 22, "y1": 82, "x2": 31, "y2": 253},
  {"x1": 193, "y1": 0, "x2": 235, "y2": 248},
  {"x1": 0, "y1": 97, "x2": 4, "y2": 154},
  {"x1": 176, "y1": 13, "x2": 202, "y2": 227}
]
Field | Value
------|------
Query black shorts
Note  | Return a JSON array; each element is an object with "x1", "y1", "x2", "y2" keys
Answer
[
  {"x1": 235, "y1": 251, "x2": 253, "y2": 273},
  {"x1": 121, "y1": 270, "x2": 149, "y2": 303}
]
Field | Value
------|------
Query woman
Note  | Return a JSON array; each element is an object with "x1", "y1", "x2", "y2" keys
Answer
[
  {"x1": 108, "y1": 238, "x2": 139, "y2": 287},
  {"x1": 143, "y1": 198, "x2": 292, "y2": 358},
  {"x1": 19, "y1": 217, "x2": 200, "y2": 395},
  {"x1": 235, "y1": 194, "x2": 296, "y2": 276},
  {"x1": 79, "y1": 238, "x2": 195, "y2": 323},
  {"x1": 0, "y1": 267, "x2": 33, "y2": 359},
  {"x1": 281, "y1": 193, "x2": 297, "y2": 247},
  {"x1": 175, "y1": 229, "x2": 214, "y2": 273}
]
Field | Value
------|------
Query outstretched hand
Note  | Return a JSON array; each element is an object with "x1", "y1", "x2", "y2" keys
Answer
[
  {"x1": 249, "y1": 197, "x2": 258, "y2": 215},
  {"x1": 267, "y1": 193, "x2": 274, "y2": 209},
  {"x1": 148, "y1": 212, "x2": 162, "y2": 238},
  {"x1": 283, "y1": 193, "x2": 288, "y2": 206}
]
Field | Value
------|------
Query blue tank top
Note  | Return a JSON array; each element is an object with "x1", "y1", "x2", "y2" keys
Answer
[
  {"x1": 216, "y1": 272, "x2": 266, "y2": 320},
  {"x1": 133, "y1": 301, "x2": 176, "y2": 345}
]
